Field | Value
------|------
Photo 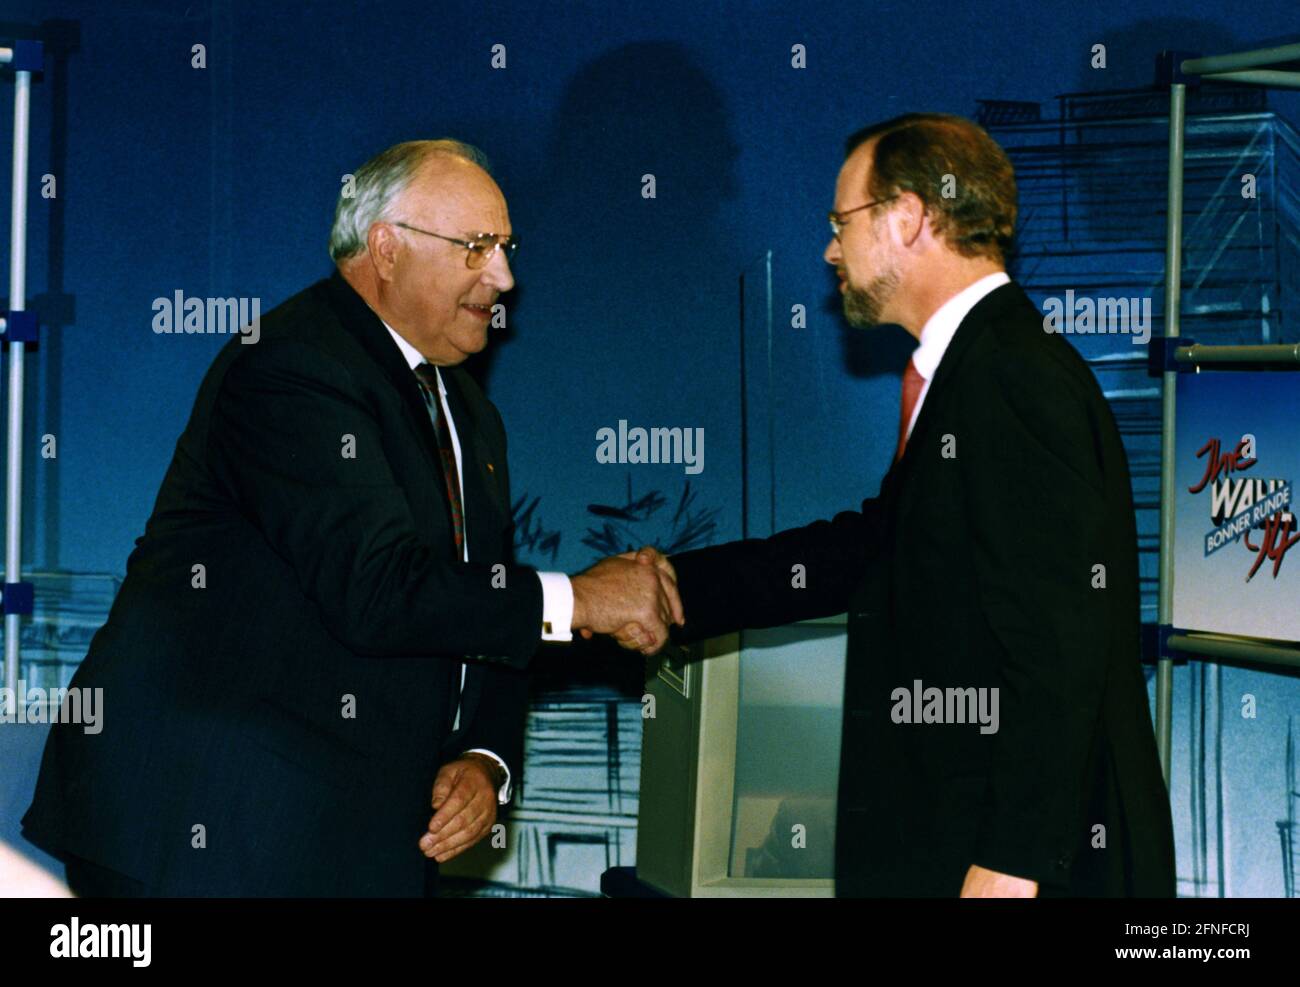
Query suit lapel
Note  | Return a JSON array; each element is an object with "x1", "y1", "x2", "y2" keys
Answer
[
  {"x1": 324, "y1": 272, "x2": 499, "y2": 733},
  {"x1": 887, "y1": 281, "x2": 1020, "y2": 490},
  {"x1": 440, "y1": 367, "x2": 509, "y2": 522},
  {"x1": 323, "y1": 270, "x2": 445, "y2": 478},
  {"x1": 438, "y1": 366, "x2": 502, "y2": 733}
]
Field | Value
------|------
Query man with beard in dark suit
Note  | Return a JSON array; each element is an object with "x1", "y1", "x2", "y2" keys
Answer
[
  {"x1": 22, "y1": 139, "x2": 682, "y2": 897},
  {"x1": 608, "y1": 114, "x2": 1175, "y2": 897}
]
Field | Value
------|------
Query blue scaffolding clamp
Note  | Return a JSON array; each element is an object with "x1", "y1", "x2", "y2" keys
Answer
[
  {"x1": 1156, "y1": 50, "x2": 1201, "y2": 87},
  {"x1": 1, "y1": 581, "x2": 34, "y2": 616},
  {"x1": 5, "y1": 39, "x2": 44, "y2": 73},
  {"x1": 1147, "y1": 335, "x2": 1196, "y2": 376},
  {"x1": 0, "y1": 309, "x2": 40, "y2": 343},
  {"x1": 1156, "y1": 623, "x2": 1192, "y2": 661}
]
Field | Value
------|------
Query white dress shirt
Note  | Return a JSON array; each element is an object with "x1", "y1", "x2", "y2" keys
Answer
[
  {"x1": 382, "y1": 320, "x2": 575, "y2": 805},
  {"x1": 904, "y1": 271, "x2": 1011, "y2": 441}
]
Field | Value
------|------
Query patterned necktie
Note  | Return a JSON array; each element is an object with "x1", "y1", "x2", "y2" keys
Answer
[
  {"x1": 894, "y1": 356, "x2": 926, "y2": 463},
  {"x1": 412, "y1": 363, "x2": 465, "y2": 560}
]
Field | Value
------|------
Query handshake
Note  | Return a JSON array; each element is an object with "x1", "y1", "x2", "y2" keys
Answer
[{"x1": 570, "y1": 547, "x2": 683, "y2": 656}]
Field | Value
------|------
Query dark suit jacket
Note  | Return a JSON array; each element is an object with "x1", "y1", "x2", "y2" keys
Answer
[
  {"x1": 670, "y1": 280, "x2": 1176, "y2": 897},
  {"x1": 22, "y1": 270, "x2": 542, "y2": 896}
]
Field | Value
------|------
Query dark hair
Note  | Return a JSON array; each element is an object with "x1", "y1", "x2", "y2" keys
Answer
[{"x1": 845, "y1": 113, "x2": 1016, "y2": 262}]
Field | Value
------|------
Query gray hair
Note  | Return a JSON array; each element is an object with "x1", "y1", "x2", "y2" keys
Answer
[{"x1": 328, "y1": 139, "x2": 491, "y2": 262}]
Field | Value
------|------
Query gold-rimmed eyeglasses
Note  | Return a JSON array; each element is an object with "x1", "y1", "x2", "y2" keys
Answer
[
  {"x1": 393, "y1": 221, "x2": 519, "y2": 269},
  {"x1": 828, "y1": 195, "x2": 898, "y2": 238}
]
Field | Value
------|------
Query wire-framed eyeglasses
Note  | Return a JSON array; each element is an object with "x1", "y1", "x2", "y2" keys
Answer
[
  {"x1": 828, "y1": 195, "x2": 898, "y2": 238},
  {"x1": 393, "y1": 221, "x2": 519, "y2": 269}
]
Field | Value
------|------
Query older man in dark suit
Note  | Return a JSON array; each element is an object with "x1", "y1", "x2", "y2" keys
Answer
[
  {"x1": 22, "y1": 139, "x2": 680, "y2": 897},
  {"x1": 617, "y1": 114, "x2": 1176, "y2": 897}
]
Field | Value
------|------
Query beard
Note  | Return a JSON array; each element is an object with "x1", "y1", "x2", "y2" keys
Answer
[{"x1": 841, "y1": 267, "x2": 900, "y2": 329}]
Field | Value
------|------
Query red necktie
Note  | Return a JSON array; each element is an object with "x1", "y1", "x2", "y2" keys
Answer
[
  {"x1": 412, "y1": 363, "x2": 465, "y2": 560},
  {"x1": 894, "y1": 357, "x2": 925, "y2": 463}
]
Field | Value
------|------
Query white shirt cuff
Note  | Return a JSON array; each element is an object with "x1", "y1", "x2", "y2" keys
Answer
[
  {"x1": 536, "y1": 571, "x2": 574, "y2": 642},
  {"x1": 464, "y1": 748, "x2": 512, "y2": 805}
]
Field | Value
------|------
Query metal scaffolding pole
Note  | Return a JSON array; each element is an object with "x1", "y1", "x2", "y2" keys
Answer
[
  {"x1": 1, "y1": 43, "x2": 33, "y2": 715},
  {"x1": 1156, "y1": 82, "x2": 1184, "y2": 787},
  {"x1": 1182, "y1": 42, "x2": 1300, "y2": 79}
]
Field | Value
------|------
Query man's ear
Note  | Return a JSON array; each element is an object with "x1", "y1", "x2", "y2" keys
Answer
[
  {"x1": 367, "y1": 222, "x2": 401, "y2": 282},
  {"x1": 893, "y1": 191, "x2": 928, "y2": 248}
]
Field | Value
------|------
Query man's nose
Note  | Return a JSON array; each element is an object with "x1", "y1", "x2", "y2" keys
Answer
[
  {"x1": 482, "y1": 250, "x2": 515, "y2": 292},
  {"x1": 824, "y1": 237, "x2": 842, "y2": 266}
]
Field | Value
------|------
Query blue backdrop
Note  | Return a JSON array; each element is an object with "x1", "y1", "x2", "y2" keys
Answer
[{"x1": 3, "y1": 0, "x2": 1298, "y2": 897}]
